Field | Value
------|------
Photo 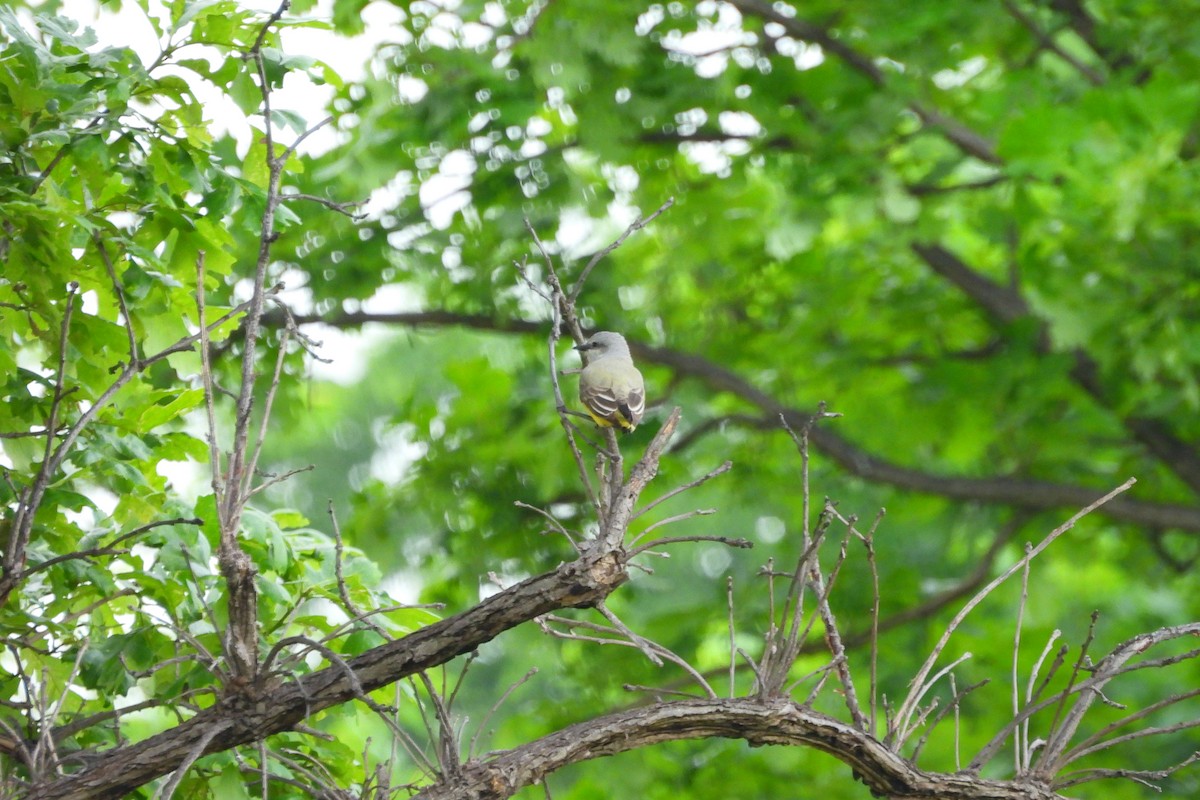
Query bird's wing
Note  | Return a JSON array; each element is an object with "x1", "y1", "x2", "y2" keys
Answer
[
  {"x1": 580, "y1": 361, "x2": 644, "y2": 429},
  {"x1": 620, "y1": 384, "x2": 645, "y2": 425},
  {"x1": 581, "y1": 381, "x2": 624, "y2": 423}
]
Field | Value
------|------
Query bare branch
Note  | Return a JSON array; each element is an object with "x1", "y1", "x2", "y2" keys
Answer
[
  {"x1": 628, "y1": 532, "x2": 749, "y2": 558},
  {"x1": 890, "y1": 478, "x2": 1137, "y2": 746},
  {"x1": 567, "y1": 197, "x2": 674, "y2": 306},
  {"x1": 631, "y1": 461, "x2": 732, "y2": 522},
  {"x1": 1054, "y1": 751, "x2": 1200, "y2": 791},
  {"x1": 469, "y1": 668, "x2": 538, "y2": 760},
  {"x1": 283, "y1": 309, "x2": 1200, "y2": 532},
  {"x1": 1002, "y1": 0, "x2": 1105, "y2": 86},
  {"x1": 409, "y1": 698, "x2": 1062, "y2": 800}
]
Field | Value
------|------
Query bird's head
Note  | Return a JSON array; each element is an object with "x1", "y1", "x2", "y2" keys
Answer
[{"x1": 575, "y1": 331, "x2": 628, "y2": 356}]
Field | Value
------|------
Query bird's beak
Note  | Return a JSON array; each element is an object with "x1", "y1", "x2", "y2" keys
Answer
[{"x1": 574, "y1": 342, "x2": 594, "y2": 352}]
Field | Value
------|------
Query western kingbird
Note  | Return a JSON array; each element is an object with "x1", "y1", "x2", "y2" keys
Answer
[{"x1": 574, "y1": 331, "x2": 645, "y2": 432}]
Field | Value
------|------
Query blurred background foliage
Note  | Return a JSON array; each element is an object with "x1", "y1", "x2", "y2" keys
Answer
[{"x1": 2, "y1": 0, "x2": 1199, "y2": 796}]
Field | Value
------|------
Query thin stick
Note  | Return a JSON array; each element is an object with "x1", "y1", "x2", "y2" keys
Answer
[
  {"x1": 1013, "y1": 542, "x2": 1032, "y2": 771},
  {"x1": 629, "y1": 531, "x2": 748, "y2": 557},
  {"x1": 93, "y1": 233, "x2": 138, "y2": 364},
  {"x1": 890, "y1": 478, "x2": 1136, "y2": 744},
  {"x1": 727, "y1": 576, "x2": 736, "y2": 698},
  {"x1": 861, "y1": 509, "x2": 884, "y2": 735},
  {"x1": 534, "y1": 247, "x2": 598, "y2": 515},
  {"x1": 596, "y1": 602, "x2": 664, "y2": 667},
  {"x1": 1061, "y1": 686, "x2": 1200, "y2": 766},
  {"x1": 910, "y1": 678, "x2": 988, "y2": 762},
  {"x1": 196, "y1": 252, "x2": 225, "y2": 520},
  {"x1": 329, "y1": 502, "x2": 390, "y2": 640},
  {"x1": 514, "y1": 501, "x2": 579, "y2": 551},
  {"x1": 968, "y1": 622, "x2": 1200, "y2": 773},
  {"x1": 1061, "y1": 718, "x2": 1200, "y2": 766},
  {"x1": 155, "y1": 721, "x2": 230, "y2": 800},
  {"x1": 1023, "y1": 628, "x2": 1061, "y2": 769},
  {"x1": 1041, "y1": 610, "x2": 1101, "y2": 762},
  {"x1": 896, "y1": 653, "x2": 974, "y2": 748},
  {"x1": 953, "y1": 674, "x2": 962, "y2": 770},
  {"x1": 242, "y1": 327, "x2": 292, "y2": 499},
  {"x1": 468, "y1": 668, "x2": 538, "y2": 760},
  {"x1": 813, "y1": 527, "x2": 868, "y2": 730},
  {"x1": 1053, "y1": 751, "x2": 1200, "y2": 790},
  {"x1": 567, "y1": 197, "x2": 674, "y2": 306},
  {"x1": 631, "y1": 461, "x2": 732, "y2": 522}
]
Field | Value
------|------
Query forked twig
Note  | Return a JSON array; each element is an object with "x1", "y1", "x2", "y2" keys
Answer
[
  {"x1": 567, "y1": 197, "x2": 674, "y2": 306},
  {"x1": 889, "y1": 478, "x2": 1136, "y2": 747}
]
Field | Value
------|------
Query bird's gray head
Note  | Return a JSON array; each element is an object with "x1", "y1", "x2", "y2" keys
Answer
[{"x1": 574, "y1": 331, "x2": 631, "y2": 359}]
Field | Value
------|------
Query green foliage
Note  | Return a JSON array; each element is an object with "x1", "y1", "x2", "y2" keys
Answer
[
  {"x1": 3, "y1": 0, "x2": 1200, "y2": 798},
  {"x1": 0, "y1": 3, "x2": 417, "y2": 796}
]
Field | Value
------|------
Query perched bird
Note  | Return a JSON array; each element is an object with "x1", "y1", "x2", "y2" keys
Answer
[{"x1": 575, "y1": 331, "x2": 645, "y2": 432}]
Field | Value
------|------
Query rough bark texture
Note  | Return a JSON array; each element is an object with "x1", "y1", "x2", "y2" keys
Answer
[
  {"x1": 26, "y1": 552, "x2": 628, "y2": 800},
  {"x1": 412, "y1": 698, "x2": 1064, "y2": 800}
]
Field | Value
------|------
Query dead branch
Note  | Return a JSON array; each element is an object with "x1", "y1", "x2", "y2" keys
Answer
[{"x1": 409, "y1": 697, "x2": 1062, "y2": 800}]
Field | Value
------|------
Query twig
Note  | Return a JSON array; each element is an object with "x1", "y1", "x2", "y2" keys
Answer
[
  {"x1": 631, "y1": 461, "x2": 732, "y2": 522},
  {"x1": 1024, "y1": 629, "x2": 1063, "y2": 767},
  {"x1": 16, "y1": 548, "x2": 127, "y2": 580},
  {"x1": 539, "y1": 612, "x2": 718, "y2": 698},
  {"x1": 1036, "y1": 619, "x2": 1200, "y2": 778},
  {"x1": 329, "y1": 502, "x2": 390, "y2": 640},
  {"x1": 628, "y1": 510, "x2": 720, "y2": 546},
  {"x1": 1013, "y1": 542, "x2": 1032, "y2": 770},
  {"x1": 890, "y1": 478, "x2": 1136, "y2": 746},
  {"x1": 910, "y1": 679, "x2": 988, "y2": 762},
  {"x1": 567, "y1": 197, "x2": 674, "y2": 306},
  {"x1": 155, "y1": 720, "x2": 230, "y2": 800},
  {"x1": 279, "y1": 190, "x2": 367, "y2": 218},
  {"x1": 107, "y1": 517, "x2": 205, "y2": 549},
  {"x1": 416, "y1": 670, "x2": 461, "y2": 778},
  {"x1": 468, "y1": 668, "x2": 538, "y2": 760},
  {"x1": 241, "y1": 327, "x2": 292, "y2": 500},
  {"x1": 727, "y1": 576, "x2": 736, "y2": 698},
  {"x1": 896, "y1": 654, "x2": 974, "y2": 749},
  {"x1": 785, "y1": 659, "x2": 837, "y2": 698},
  {"x1": 0, "y1": 283, "x2": 88, "y2": 604},
  {"x1": 1061, "y1": 719, "x2": 1200, "y2": 768},
  {"x1": 278, "y1": 115, "x2": 333, "y2": 163},
  {"x1": 596, "y1": 602, "x2": 663, "y2": 667},
  {"x1": 967, "y1": 622, "x2": 1200, "y2": 774},
  {"x1": 854, "y1": 509, "x2": 885, "y2": 735},
  {"x1": 1002, "y1": 0, "x2": 1105, "y2": 86},
  {"x1": 92, "y1": 233, "x2": 139, "y2": 365},
  {"x1": 757, "y1": 511, "x2": 831, "y2": 697},
  {"x1": 1040, "y1": 610, "x2": 1101, "y2": 765},
  {"x1": 196, "y1": 252, "x2": 225, "y2": 518},
  {"x1": 1059, "y1": 686, "x2": 1200, "y2": 766},
  {"x1": 515, "y1": 501, "x2": 580, "y2": 551},
  {"x1": 620, "y1": 684, "x2": 704, "y2": 701},
  {"x1": 1053, "y1": 751, "x2": 1200, "y2": 791},
  {"x1": 629, "y1": 535, "x2": 750, "y2": 559},
  {"x1": 811, "y1": 520, "x2": 868, "y2": 730},
  {"x1": 530, "y1": 243, "x2": 598, "y2": 516}
]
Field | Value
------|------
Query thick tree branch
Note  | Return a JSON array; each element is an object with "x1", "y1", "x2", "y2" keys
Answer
[
  {"x1": 410, "y1": 697, "x2": 1062, "y2": 800},
  {"x1": 279, "y1": 309, "x2": 1200, "y2": 532},
  {"x1": 28, "y1": 549, "x2": 630, "y2": 800},
  {"x1": 1046, "y1": 0, "x2": 1136, "y2": 74},
  {"x1": 729, "y1": 0, "x2": 885, "y2": 87},
  {"x1": 729, "y1": 0, "x2": 1003, "y2": 164},
  {"x1": 913, "y1": 242, "x2": 1200, "y2": 497}
]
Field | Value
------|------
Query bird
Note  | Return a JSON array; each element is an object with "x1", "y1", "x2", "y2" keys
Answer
[{"x1": 574, "y1": 331, "x2": 645, "y2": 432}]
